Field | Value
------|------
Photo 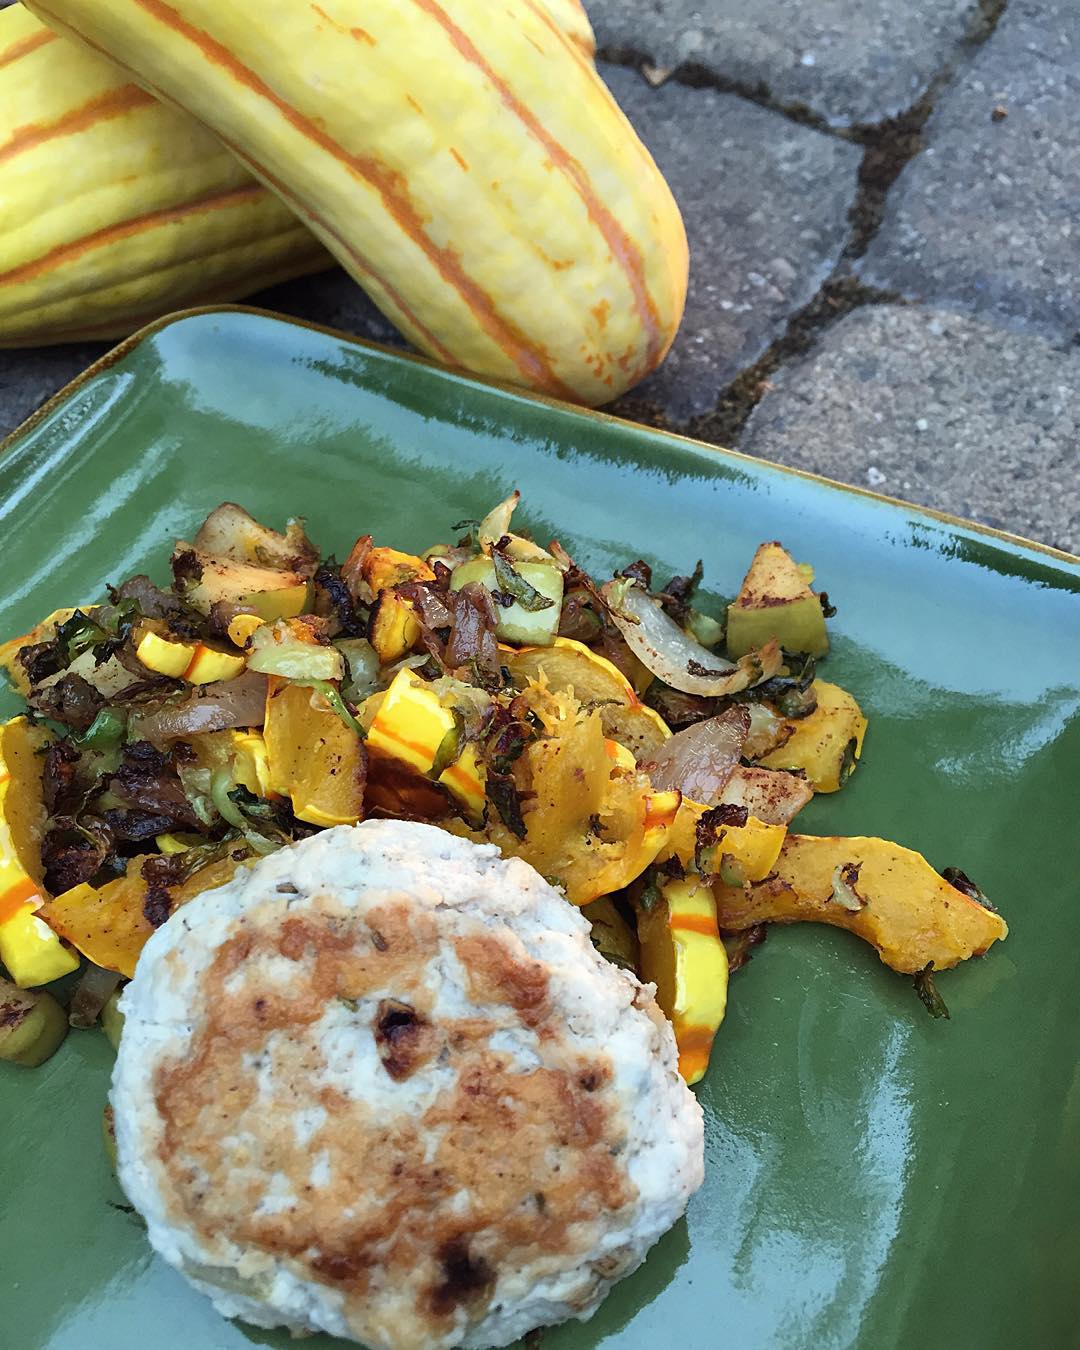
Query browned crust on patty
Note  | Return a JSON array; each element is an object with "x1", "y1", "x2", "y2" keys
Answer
[{"x1": 152, "y1": 896, "x2": 633, "y2": 1341}]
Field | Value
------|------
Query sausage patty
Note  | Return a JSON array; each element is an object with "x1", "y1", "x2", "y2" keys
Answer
[{"x1": 112, "y1": 820, "x2": 703, "y2": 1349}]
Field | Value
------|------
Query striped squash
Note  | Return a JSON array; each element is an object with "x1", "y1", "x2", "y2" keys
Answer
[
  {"x1": 0, "y1": 4, "x2": 331, "y2": 345},
  {"x1": 26, "y1": 0, "x2": 687, "y2": 405},
  {"x1": 541, "y1": 0, "x2": 595, "y2": 60}
]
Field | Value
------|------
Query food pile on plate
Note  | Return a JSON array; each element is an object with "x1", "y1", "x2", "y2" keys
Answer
[{"x1": 0, "y1": 495, "x2": 1007, "y2": 1346}]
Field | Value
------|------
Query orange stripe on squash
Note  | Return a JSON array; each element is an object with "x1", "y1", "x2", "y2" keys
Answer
[
  {"x1": 0, "y1": 25, "x2": 57, "y2": 69},
  {"x1": 221, "y1": 144, "x2": 460, "y2": 367},
  {"x1": 520, "y1": 0, "x2": 592, "y2": 71},
  {"x1": 407, "y1": 0, "x2": 664, "y2": 379},
  {"x1": 0, "y1": 84, "x2": 155, "y2": 167},
  {"x1": 0, "y1": 878, "x2": 40, "y2": 924},
  {"x1": 121, "y1": 0, "x2": 578, "y2": 400},
  {"x1": 669, "y1": 912, "x2": 721, "y2": 939},
  {"x1": 0, "y1": 184, "x2": 267, "y2": 288}
]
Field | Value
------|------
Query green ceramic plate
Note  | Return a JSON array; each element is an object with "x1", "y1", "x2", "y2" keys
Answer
[{"x1": 1, "y1": 310, "x2": 1078, "y2": 1350}]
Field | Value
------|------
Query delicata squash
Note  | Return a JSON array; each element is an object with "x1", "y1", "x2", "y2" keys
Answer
[
  {"x1": 0, "y1": 4, "x2": 329, "y2": 346},
  {"x1": 26, "y1": 0, "x2": 688, "y2": 403}
]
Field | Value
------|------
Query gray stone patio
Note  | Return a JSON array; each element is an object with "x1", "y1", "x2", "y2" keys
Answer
[{"x1": 1, "y1": 0, "x2": 1076, "y2": 553}]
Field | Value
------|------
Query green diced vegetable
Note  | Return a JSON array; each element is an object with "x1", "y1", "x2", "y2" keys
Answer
[
  {"x1": 335, "y1": 638, "x2": 380, "y2": 702},
  {"x1": 245, "y1": 619, "x2": 343, "y2": 681},
  {"x1": 0, "y1": 978, "x2": 68, "y2": 1068},
  {"x1": 451, "y1": 556, "x2": 563, "y2": 646}
]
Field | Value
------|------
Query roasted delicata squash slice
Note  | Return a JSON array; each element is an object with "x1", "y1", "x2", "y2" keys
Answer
[
  {"x1": 657, "y1": 798, "x2": 787, "y2": 885},
  {"x1": 42, "y1": 852, "x2": 246, "y2": 978},
  {"x1": 505, "y1": 637, "x2": 671, "y2": 760},
  {"x1": 637, "y1": 877, "x2": 728, "y2": 1085},
  {"x1": 756, "y1": 680, "x2": 867, "y2": 793},
  {"x1": 449, "y1": 698, "x2": 678, "y2": 905},
  {"x1": 263, "y1": 677, "x2": 366, "y2": 828},
  {"x1": 712, "y1": 834, "x2": 1008, "y2": 974}
]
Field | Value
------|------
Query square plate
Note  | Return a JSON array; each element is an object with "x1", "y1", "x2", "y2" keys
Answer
[{"x1": 1, "y1": 310, "x2": 1078, "y2": 1350}]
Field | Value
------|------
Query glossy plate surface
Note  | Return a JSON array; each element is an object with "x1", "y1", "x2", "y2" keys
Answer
[{"x1": 1, "y1": 311, "x2": 1077, "y2": 1350}]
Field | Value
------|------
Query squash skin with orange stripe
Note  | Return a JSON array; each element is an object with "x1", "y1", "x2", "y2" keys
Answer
[
  {"x1": 0, "y1": 4, "x2": 330, "y2": 346},
  {"x1": 26, "y1": 0, "x2": 688, "y2": 404}
]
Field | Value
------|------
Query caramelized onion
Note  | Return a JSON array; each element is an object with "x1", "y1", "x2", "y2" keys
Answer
[
  {"x1": 600, "y1": 580, "x2": 782, "y2": 696},
  {"x1": 640, "y1": 706, "x2": 749, "y2": 802},
  {"x1": 128, "y1": 670, "x2": 268, "y2": 744}
]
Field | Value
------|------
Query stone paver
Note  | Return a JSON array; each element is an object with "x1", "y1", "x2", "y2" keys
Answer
[
  {"x1": 0, "y1": 343, "x2": 110, "y2": 443},
  {"x1": 860, "y1": 1, "x2": 1079, "y2": 341},
  {"x1": 740, "y1": 304, "x2": 1080, "y2": 554},
  {"x1": 603, "y1": 64, "x2": 860, "y2": 423},
  {"x1": 589, "y1": 0, "x2": 987, "y2": 128}
]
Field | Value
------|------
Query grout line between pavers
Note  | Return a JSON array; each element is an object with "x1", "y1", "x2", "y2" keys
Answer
[{"x1": 613, "y1": 0, "x2": 1014, "y2": 444}]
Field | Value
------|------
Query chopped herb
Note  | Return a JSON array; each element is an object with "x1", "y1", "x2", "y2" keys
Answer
[
  {"x1": 941, "y1": 867, "x2": 996, "y2": 911},
  {"x1": 839, "y1": 737, "x2": 858, "y2": 783},
  {"x1": 637, "y1": 868, "x2": 664, "y2": 913},
  {"x1": 485, "y1": 773, "x2": 526, "y2": 839},
  {"x1": 490, "y1": 547, "x2": 555, "y2": 612},
  {"x1": 338, "y1": 996, "x2": 359, "y2": 1012},
  {"x1": 913, "y1": 963, "x2": 950, "y2": 1019},
  {"x1": 830, "y1": 861, "x2": 866, "y2": 911}
]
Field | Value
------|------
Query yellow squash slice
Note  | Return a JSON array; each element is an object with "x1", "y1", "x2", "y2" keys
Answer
[
  {"x1": 638, "y1": 877, "x2": 729, "y2": 1085},
  {"x1": 713, "y1": 834, "x2": 1008, "y2": 974}
]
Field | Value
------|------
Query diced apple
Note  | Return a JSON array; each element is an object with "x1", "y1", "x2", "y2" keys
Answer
[
  {"x1": 726, "y1": 541, "x2": 828, "y2": 657},
  {"x1": 172, "y1": 542, "x2": 311, "y2": 618},
  {"x1": 192, "y1": 503, "x2": 318, "y2": 572},
  {"x1": 757, "y1": 680, "x2": 867, "y2": 792}
]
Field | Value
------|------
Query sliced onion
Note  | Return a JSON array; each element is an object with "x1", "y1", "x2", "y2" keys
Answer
[
  {"x1": 720, "y1": 765, "x2": 813, "y2": 825},
  {"x1": 478, "y1": 490, "x2": 520, "y2": 549},
  {"x1": 129, "y1": 669, "x2": 268, "y2": 744},
  {"x1": 640, "y1": 706, "x2": 749, "y2": 802},
  {"x1": 600, "y1": 579, "x2": 782, "y2": 696}
]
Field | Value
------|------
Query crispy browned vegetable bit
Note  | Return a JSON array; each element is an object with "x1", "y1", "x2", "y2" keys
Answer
[{"x1": 0, "y1": 492, "x2": 1007, "y2": 1085}]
